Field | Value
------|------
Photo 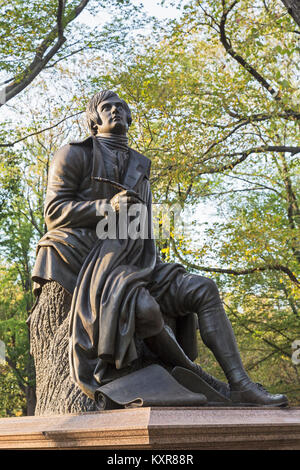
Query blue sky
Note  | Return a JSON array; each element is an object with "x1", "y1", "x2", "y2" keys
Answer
[{"x1": 79, "y1": 0, "x2": 181, "y2": 26}]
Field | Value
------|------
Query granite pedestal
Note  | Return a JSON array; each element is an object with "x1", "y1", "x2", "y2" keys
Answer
[{"x1": 0, "y1": 407, "x2": 299, "y2": 450}]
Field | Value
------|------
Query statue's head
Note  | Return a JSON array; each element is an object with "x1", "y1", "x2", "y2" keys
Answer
[{"x1": 86, "y1": 90, "x2": 132, "y2": 136}]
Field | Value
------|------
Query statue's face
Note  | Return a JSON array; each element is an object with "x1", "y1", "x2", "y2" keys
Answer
[{"x1": 96, "y1": 96, "x2": 128, "y2": 135}]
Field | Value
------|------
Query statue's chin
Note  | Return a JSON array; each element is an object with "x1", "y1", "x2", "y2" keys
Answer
[
  {"x1": 97, "y1": 120, "x2": 128, "y2": 136},
  {"x1": 110, "y1": 120, "x2": 128, "y2": 135},
  {"x1": 113, "y1": 128, "x2": 127, "y2": 136}
]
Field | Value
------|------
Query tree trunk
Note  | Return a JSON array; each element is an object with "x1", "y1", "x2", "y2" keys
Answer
[
  {"x1": 29, "y1": 279, "x2": 177, "y2": 415},
  {"x1": 29, "y1": 281, "x2": 97, "y2": 415},
  {"x1": 280, "y1": 0, "x2": 300, "y2": 27}
]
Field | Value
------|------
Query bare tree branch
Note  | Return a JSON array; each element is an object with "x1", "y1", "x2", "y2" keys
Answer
[
  {"x1": 44, "y1": 45, "x2": 88, "y2": 69},
  {"x1": 225, "y1": 108, "x2": 300, "y2": 123},
  {"x1": 170, "y1": 238, "x2": 300, "y2": 285},
  {"x1": 247, "y1": 351, "x2": 277, "y2": 370},
  {"x1": 0, "y1": 0, "x2": 90, "y2": 106},
  {"x1": 224, "y1": 302, "x2": 292, "y2": 358},
  {"x1": 150, "y1": 145, "x2": 300, "y2": 186},
  {"x1": 223, "y1": 173, "x2": 284, "y2": 197},
  {"x1": 57, "y1": 0, "x2": 66, "y2": 38},
  {"x1": 198, "y1": 145, "x2": 300, "y2": 174},
  {"x1": 280, "y1": 0, "x2": 300, "y2": 27},
  {"x1": 0, "y1": 111, "x2": 84, "y2": 148},
  {"x1": 219, "y1": 0, "x2": 279, "y2": 98}
]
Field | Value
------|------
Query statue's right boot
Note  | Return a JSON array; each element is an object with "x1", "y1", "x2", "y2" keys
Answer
[{"x1": 197, "y1": 305, "x2": 288, "y2": 406}]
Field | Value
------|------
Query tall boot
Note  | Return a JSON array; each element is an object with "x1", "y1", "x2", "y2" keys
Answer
[
  {"x1": 144, "y1": 325, "x2": 230, "y2": 398},
  {"x1": 198, "y1": 306, "x2": 251, "y2": 389},
  {"x1": 197, "y1": 306, "x2": 288, "y2": 406}
]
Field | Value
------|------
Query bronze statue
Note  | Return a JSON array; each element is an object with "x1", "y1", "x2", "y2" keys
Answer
[{"x1": 30, "y1": 90, "x2": 288, "y2": 412}]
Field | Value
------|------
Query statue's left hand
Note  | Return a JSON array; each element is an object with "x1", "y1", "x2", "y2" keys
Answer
[{"x1": 110, "y1": 189, "x2": 142, "y2": 213}]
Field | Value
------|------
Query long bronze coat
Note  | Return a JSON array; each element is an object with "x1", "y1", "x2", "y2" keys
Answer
[{"x1": 32, "y1": 136, "x2": 197, "y2": 399}]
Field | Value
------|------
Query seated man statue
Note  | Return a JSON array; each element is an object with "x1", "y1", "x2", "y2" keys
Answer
[{"x1": 30, "y1": 90, "x2": 288, "y2": 411}]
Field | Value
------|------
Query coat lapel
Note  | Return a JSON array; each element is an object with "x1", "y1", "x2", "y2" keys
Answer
[
  {"x1": 91, "y1": 138, "x2": 151, "y2": 200},
  {"x1": 91, "y1": 138, "x2": 115, "y2": 200},
  {"x1": 122, "y1": 148, "x2": 151, "y2": 191},
  {"x1": 72, "y1": 136, "x2": 151, "y2": 199}
]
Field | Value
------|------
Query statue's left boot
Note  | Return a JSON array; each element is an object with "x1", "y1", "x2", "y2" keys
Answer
[
  {"x1": 197, "y1": 305, "x2": 288, "y2": 406},
  {"x1": 144, "y1": 325, "x2": 230, "y2": 399}
]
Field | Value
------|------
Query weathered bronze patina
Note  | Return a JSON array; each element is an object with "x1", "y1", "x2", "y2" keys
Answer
[{"x1": 30, "y1": 91, "x2": 288, "y2": 411}]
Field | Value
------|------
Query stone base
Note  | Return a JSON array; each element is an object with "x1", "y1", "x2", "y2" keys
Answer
[{"x1": 0, "y1": 407, "x2": 300, "y2": 450}]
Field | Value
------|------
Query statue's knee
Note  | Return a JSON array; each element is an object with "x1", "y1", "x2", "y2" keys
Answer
[
  {"x1": 135, "y1": 290, "x2": 163, "y2": 338},
  {"x1": 189, "y1": 275, "x2": 221, "y2": 309},
  {"x1": 203, "y1": 277, "x2": 219, "y2": 296}
]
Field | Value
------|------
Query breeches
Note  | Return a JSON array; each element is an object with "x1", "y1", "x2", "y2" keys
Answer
[{"x1": 135, "y1": 271, "x2": 223, "y2": 339}]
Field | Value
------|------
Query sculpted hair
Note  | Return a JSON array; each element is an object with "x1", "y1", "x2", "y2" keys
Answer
[{"x1": 86, "y1": 90, "x2": 132, "y2": 135}]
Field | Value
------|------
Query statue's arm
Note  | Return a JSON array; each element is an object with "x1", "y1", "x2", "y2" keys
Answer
[{"x1": 44, "y1": 144, "x2": 108, "y2": 230}]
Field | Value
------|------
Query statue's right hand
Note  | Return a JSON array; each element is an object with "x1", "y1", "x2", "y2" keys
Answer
[{"x1": 110, "y1": 190, "x2": 141, "y2": 213}]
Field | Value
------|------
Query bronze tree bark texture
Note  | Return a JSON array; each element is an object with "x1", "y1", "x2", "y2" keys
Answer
[{"x1": 29, "y1": 281, "x2": 97, "y2": 415}]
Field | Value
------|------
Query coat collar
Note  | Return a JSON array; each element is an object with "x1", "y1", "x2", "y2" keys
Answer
[{"x1": 69, "y1": 135, "x2": 94, "y2": 147}]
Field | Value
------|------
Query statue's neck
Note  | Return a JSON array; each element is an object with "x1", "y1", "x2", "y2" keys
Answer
[{"x1": 96, "y1": 133, "x2": 128, "y2": 152}]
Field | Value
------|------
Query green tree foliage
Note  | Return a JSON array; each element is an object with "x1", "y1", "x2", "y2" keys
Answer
[
  {"x1": 0, "y1": 0, "x2": 145, "y2": 105},
  {"x1": 0, "y1": 0, "x2": 299, "y2": 414},
  {"x1": 0, "y1": 266, "x2": 32, "y2": 417},
  {"x1": 0, "y1": 127, "x2": 53, "y2": 415}
]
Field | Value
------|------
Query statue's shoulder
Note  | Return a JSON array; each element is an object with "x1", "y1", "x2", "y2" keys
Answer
[
  {"x1": 54, "y1": 136, "x2": 93, "y2": 157},
  {"x1": 130, "y1": 147, "x2": 151, "y2": 178},
  {"x1": 69, "y1": 135, "x2": 94, "y2": 147},
  {"x1": 51, "y1": 136, "x2": 93, "y2": 171}
]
